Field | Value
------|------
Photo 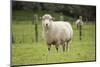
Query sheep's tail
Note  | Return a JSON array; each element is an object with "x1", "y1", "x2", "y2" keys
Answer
[
  {"x1": 70, "y1": 26, "x2": 73, "y2": 40},
  {"x1": 66, "y1": 22, "x2": 73, "y2": 42}
]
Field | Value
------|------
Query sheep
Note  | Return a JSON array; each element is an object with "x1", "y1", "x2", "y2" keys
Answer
[
  {"x1": 75, "y1": 16, "x2": 83, "y2": 29},
  {"x1": 41, "y1": 14, "x2": 73, "y2": 53}
]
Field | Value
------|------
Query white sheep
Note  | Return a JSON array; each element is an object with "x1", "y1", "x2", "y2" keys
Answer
[
  {"x1": 41, "y1": 14, "x2": 73, "y2": 53},
  {"x1": 75, "y1": 16, "x2": 83, "y2": 29}
]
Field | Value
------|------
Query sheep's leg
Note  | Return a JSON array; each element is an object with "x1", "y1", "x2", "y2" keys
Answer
[
  {"x1": 66, "y1": 40, "x2": 71, "y2": 51},
  {"x1": 77, "y1": 25, "x2": 78, "y2": 29},
  {"x1": 47, "y1": 44, "x2": 51, "y2": 54},
  {"x1": 66, "y1": 42, "x2": 69, "y2": 51},
  {"x1": 62, "y1": 44, "x2": 65, "y2": 52},
  {"x1": 55, "y1": 44, "x2": 59, "y2": 53}
]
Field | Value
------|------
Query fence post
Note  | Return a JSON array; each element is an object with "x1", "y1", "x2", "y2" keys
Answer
[
  {"x1": 60, "y1": 15, "x2": 64, "y2": 21},
  {"x1": 12, "y1": 34, "x2": 15, "y2": 44},
  {"x1": 60, "y1": 12, "x2": 64, "y2": 21},
  {"x1": 79, "y1": 25, "x2": 82, "y2": 40},
  {"x1": 34, "y1": 14, "x2": 38, "y2": 43},
  {"x1": 23, "y1": 31, "x2": 24, "y2": 43},
  {"x1": 79, "y1": 16, "x2": 82, "y2": 40}
]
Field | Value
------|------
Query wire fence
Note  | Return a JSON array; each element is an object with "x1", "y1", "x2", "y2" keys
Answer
[{"x1": 12, "y1": 14, "x2": 96, "y2": 44}]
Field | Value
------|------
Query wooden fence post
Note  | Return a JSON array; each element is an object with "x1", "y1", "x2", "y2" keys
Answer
[
  {"x1": 12, "y1": 35, "x2": 15, "y2": 44},
  {"x1": 34, "y1": 14, "x2": 38, "y2": 43},
  {"x1": 60, "y1": 15, "x2": 64, "y2": 21},
  {"x1": 79, "y1": 25, "x2": 82, "y2": 40},
  {"x1": 78, "y1": 16, "x2": 83, "y2": 40},
  {"x1": 23, "y1": 31, "x2": 24, "y2": 43}
]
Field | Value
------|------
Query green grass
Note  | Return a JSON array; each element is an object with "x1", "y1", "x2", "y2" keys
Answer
[{"x1": 12, "y1": 20, "x2": 96, "y2": 65}]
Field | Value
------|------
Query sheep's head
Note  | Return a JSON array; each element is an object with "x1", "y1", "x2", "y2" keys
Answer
[
  {"x1": 79, "y1": 16, "x2": 82, "y2": 20},
  {"x1": 42, "y1": 14, "x2": 53, "y2": 29}
]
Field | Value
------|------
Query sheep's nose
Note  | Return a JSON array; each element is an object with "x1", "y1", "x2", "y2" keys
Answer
[{"x1": 46, "y1": 24, "x2": 48, "y2": 26}]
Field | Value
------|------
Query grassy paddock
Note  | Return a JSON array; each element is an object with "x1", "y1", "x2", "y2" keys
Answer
[{"x1": 12, "y1": 20, "x2": 96, "y2": 65}]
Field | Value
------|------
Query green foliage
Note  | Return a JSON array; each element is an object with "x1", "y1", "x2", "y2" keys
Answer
[
  {"x1": 12, "y1": 1, "x2": 96, "y2": 20},
  {"x1": 12, "y1": 10, "x2": 77, "y2": 25}
]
